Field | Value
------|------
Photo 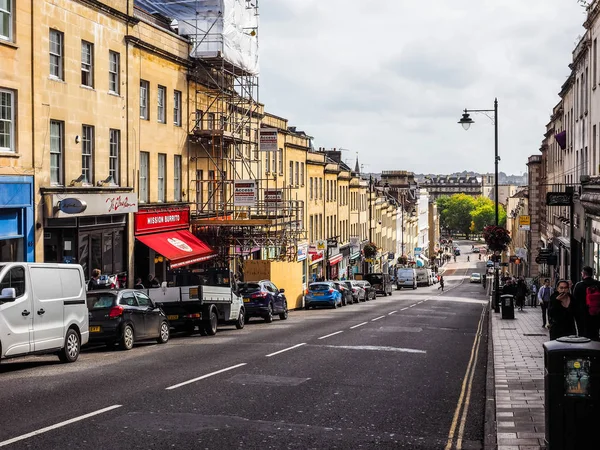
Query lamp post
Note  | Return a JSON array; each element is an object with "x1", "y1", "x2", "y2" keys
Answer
[{"x1": 458, "y1": 98, "x2": 501, "y2": 313}]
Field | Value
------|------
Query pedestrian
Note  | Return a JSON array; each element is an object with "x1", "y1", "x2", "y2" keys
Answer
[
  {"x1": 538, "y1": 278, "x2": 554, "y2": 329},
  {"x1": 438, "y1": 276, "x2": 445, "y2": 292},
  {"x1": 530, "y1": 282, "x2": 538, "y2": 308},
  {"x1": 548, "y1": 280, "x2": 577, "y2": 340},
  {"x1": 573, "y1": 266, "x2": 600, "y2": 341},
  {"x1": 515, "y1": 278, "x2": 528, "y2": 311},
  {"x1": 148, "y1": 273, "x2": 161, "y2": 288},
  {"x1": 134, "y1": 277, "x2": 145, "y2": 289},
  {"x1": 87, "y1": 268, "x2": 101, "y2": 291}
]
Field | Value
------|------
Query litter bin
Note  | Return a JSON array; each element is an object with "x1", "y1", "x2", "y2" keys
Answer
[
  {"x1": 500, "y1": 294, "x2": 514, "y2": 319},
  {"x1": 544, "y1": 336, "x2": 600, "y2": 449}
]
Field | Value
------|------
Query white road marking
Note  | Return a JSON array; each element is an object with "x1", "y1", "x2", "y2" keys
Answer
[
  {"x1": 318, "y1": 331, "x2": 344, "y2": 340},
  {"x1": 322, "y1": 345, "x2": 426, "y2": 354},
  {"x1": 371, "y1": 315, "x2": 386, "y2": 321},
  {"x1": 166, "y1": 363, "x2": 247, "y2": 390},
  {"x1": 417, "y1": 301, "x2": 424, "y2": 304},
  {"x1": 0, "y1": 405, "x2": 122, "y2": 448},
  {"x1": 401, "y1": 307, "x2": 409, "y2": 311},
  {"x1": 266, "y1": 343, "x2": 307, "y2": 357},
  {"x1": 350, "y1": 322, "x2": 368, "y2": 329},
  {"x1": 409, "y1": 304, "x2": 416, "y2": 307},
  {"x1": 388, "y1": 311, "x2": 398, "y2": 315}
]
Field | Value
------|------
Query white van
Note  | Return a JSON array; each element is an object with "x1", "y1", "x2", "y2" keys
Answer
[
  {"x1": 396, "y1": 268, "x2": 417, "y2": 290},
  {"x1": 415, "y1": 268, "x2": 431, "y2": 287},
  {"x1": 0, "y1": 263, "x2": 89, "y2": 363}
]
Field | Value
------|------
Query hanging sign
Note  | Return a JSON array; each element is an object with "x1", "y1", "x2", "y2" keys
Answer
[
  {"x1": 518, "y1": 215, "x2": 531, "y2": 231},
  {"x1": 546, "y1": 192, "x2": 573, "y2": 206}
]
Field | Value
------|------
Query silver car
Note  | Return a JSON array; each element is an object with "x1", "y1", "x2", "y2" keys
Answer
[{"x1": 343, "y1": 280, "x2": 366, "y2": 302}]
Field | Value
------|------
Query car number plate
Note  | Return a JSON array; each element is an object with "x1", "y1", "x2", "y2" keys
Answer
[
  {"x1": 313, "y1": 292, "x2": 323, "y2": 296},
  {"x1": 89, "y1": 326, "x2": 101, "y2": 332},
  {"x1": 243, "y1": 298, "x2": 250, "y2": 303},
  {"x1": 167, "y1": 315, "x2": 179, "y2": 320}
]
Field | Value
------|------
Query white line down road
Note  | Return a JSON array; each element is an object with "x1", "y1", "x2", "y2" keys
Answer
[
  {"x1": 166, "y1": 363, "x2": 247, "y2": 390},
  {"x1": 265, "y1": 343, "x2": 307, "y2": 357},
  {"x1": 318, "y1": 331, "x2": 344, "y2": 340}
]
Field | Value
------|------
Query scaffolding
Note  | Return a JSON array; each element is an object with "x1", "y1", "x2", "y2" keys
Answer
[{"x1": 142, "y1": 0, "x2": 305, "y2": 265}]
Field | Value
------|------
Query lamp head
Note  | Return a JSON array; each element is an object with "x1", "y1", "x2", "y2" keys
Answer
[{"x1": 458, "y1": 110, "x2": 474, "y2": 130}]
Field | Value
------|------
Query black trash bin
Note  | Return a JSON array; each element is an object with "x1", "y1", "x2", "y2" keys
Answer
[
  {"x1": 500, "y1": 294, "x2": 514, "y2": 319},
  {"x1": 544, "y1": 336, "x2": 600, "y2": 449}
]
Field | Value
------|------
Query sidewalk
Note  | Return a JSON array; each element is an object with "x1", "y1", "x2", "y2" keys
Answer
[{"x1": 489, "y1": 303, "x2": 549, "y2": 449}]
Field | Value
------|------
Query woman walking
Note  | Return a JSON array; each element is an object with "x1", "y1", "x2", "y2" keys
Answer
[
  {"x1": 515, "y1": 278, "x2": 528, "y2": 311},
  {"x1": 548, "y1": 280, "x2": 577, "y2": 340}
]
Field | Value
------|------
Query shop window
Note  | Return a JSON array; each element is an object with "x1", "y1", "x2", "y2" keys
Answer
[{"x1": 0, "y1": 238, "x2": 23, "y2": 263}]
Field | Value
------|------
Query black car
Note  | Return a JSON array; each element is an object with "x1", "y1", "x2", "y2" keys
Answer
[
  {"x1": 332, "y1": 281, "x2": 353, "y2": 305},
  {"x1": 356, "y1": 280, "x2": 376, "y2": 300},
  {"x1": 87, "y1": 289, "x2": 170, "y2": 350},
  {"x1": 364, "y1": 273, "x2": 393, "y2": 296},
  {"x1": 237, "y1": 280, "x2": 288, "y2": 323}
]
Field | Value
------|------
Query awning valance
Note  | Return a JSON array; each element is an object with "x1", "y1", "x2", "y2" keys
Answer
[
  {"x1": 136, "y1": 230, "x2": 216, "y2": 268},
  {"x1": 328, "y1": 254, "x2": 343, "y2": 265}
]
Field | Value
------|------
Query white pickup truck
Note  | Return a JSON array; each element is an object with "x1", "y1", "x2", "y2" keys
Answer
[{"x1": 144, "y1": 284, "x2": 245, "y2": 335}]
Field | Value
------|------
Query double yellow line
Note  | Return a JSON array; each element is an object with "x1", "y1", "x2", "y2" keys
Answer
[{"x1": 444, "y1": 305, "x2": 486, "y2": 450}]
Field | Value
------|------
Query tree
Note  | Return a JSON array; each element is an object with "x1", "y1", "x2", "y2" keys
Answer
[
  {"x1": 436, "y1": 196, "x2": 451, "y2": 232},
  {"x1": 438, "y1": 194, "x2": 476, "y2": 238}
]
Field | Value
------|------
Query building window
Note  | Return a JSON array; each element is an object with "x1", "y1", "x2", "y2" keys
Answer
[
  {"x1": 195, "y1": 110, "x2": 203, "y2": 130},
  {"x1": 319, "y1": 178, "x2": 323, "y2": 200},
  {"x1": 278, "y1": 148, "x2": 283, "y2": 174},
  {"x1": 195, "y1": 169, "x2": 203, "y2": 208},
  {"x1": 174, "y1": 155, "x2": 182, "y2": 201},
  {"x1": 108, "y1": 51, "x2": 119, "y2": 94},
  {"x1": 207, "y1": 112, "x2": 215, "y2": 130},
  {"x1": 0, "y1": 0, "x2": 12, "y2": 42},
  {"x1": 173, "y1": 90, "x2": 182, "y2": 126},
  {"x1": 310, "y1": 177, "x2": 313, "y2": 200},
  {"x1": 158, "y1": 153, "x2": 166, "y2": 202},
  {"x1": 139, "y1": 152, "x2": 149, "y2": 203},
  {"x1": 140, "y1": 80, "x2": 149, "y2": 120},
  {"x1": 50, "y1": 120, "x2": 63, "y2": 185},
  {"x1": 49, "y1": 29, "x2": 64, "y2": 80},
  {"x1": 81, "y1": 125, "x2": 94, "y2": 184},
  {"x1": 265, "y1": 150, "x2": 270, "y2": 173},
  {"x1": 289, "y1": 161, "x2": 293, "y2": 185},
  {"x1": 81, "y1": 41, "x2": 94, "y2": 87},
  {"x1": 295, "y1": 161, "x2": 299, "y2": 186},
  {"x1": 0, "y1": 89, "x2": 14, "y2": 153},
  {"x1": 300, "y1": 162, "x2": 305, "y2": 186},
  {"x1": 272, "y1": 150, "x2": 276, "y2": 174},
  {"x1": 109, "y1": 129, "x2": 120, "y2": 185},
  {"x1": 157, "y1": 85, "x2": 166, "y2": 123}
]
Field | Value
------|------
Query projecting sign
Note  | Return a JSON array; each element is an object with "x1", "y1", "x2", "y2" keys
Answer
[
  {"x1": 264, "y1": 189, "x2": 283, "y2": 203},
  {"x1": 518, "y1": 215, "x2": 531, "y2": 231},
  {"x1": 316, "y1": 240, "x2": 327, "y2": 251},
  {"x1": 259, "y1": 128, "x2": 278, "y2": 152},
  {"x1": 233, "y1": 180, "x2": 257, "y2": 206},
  {"x1": 546, "y1": 192, "x2": 573, "y2": 206}
]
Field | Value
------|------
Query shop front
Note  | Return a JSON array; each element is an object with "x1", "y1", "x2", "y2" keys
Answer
[
  {"x1": 42, "y1": 189, "x2": 136, "y2": 280},
  {"x1": 308, "y1": 245, "x2": 324, "y2": 282},
  {"x1": 340, "y1": 244, "x2": 350, "y2": 280},
  {"x1": 0, "y1": 176, "x2": 34, "y2": 262},
  {"x1": 298, "y1": 242, "x2": 308, "y2": 293},
  {"x1": 134, "y1": 206, "x2": 216, "y2": 285},
  {"x1": 327, "y1": 249, "x2": 342, "y2": 280}
]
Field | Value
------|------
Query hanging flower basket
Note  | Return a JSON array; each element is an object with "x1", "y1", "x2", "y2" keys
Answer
[
  {"x1": 397, "y1": 254, "x2": 408, "y2": 265},
  {"x1": 482, "y1": 225, "x2": 511, "y2": 252},
  {"x1": 363, "y1": 242, "x2": 378, "y2": 259}
]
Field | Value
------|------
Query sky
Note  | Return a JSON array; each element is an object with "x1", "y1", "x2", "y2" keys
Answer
[{"x1": 258, "y1": 0, "x2": 586, "y2": 176}]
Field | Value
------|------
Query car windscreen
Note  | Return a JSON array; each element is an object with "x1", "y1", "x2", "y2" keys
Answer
[
  {"x1": 397, "y1": 270, "x2": 413, "y2": 276},
  {"x1": 87, "y1": 294, "x2": 117, "y2": 309},
  {"x1": 472, "y1": 273, "x2": 480, "y2": 278},
  {"x1": 238, "y1": 283, "x2": 261, "y2": 294},
  {"x1": 309, "y1": 283, "x2": 331, "y2": 291},
  {"x1": 365, "y1": 274, "x2": 382, "y2": 283}
]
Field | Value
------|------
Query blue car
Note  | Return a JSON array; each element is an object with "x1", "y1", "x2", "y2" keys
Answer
[
  {"x1": 305, "y1": 282, "x2": 342, "y2": 309},
  {"x1": 238, "y1": 280, "x2": 288, "y2": 323}
]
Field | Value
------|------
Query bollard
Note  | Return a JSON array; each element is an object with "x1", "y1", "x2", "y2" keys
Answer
[
  {"x1": 544, "y1": 336, "x2": 600, "y2": 449},
  {"x1": 500, "y1": 294, "x2": 515, "y2": 319}
]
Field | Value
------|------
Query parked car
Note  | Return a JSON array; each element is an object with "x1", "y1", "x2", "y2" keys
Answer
[
  {"x1": 305, "y1": 282, "x2": 342, "y2": 309},
  {"x1": 87, "y1": 289, "x2": 170, "y2": 350},
  {"x1": 356, "y1": 280, "x2": 376, "y2": 300},
  {"x1": 0, "y1": 263, "x2": 89, "y2": 363},
  {"x1": 332, "y1": 281, "x2": 353, "y2": 305},
  {"x1": 486, "y1": 260, "x2": 494, "y2": 268},
  {"x1": 472, "y1": 247, "x2": 480, "y2": 253},
  {"x1": 454, "y1": 248, "x2": 461, "y2": 256},
  {"x1": 343, "y1": 280, "x2": 367, "y2": 302},
  {"x1": 415, "y1": 268, "x2": 431, "y2": 287},
  {"x1": 237, "y1": 280, "x2": 288, "y2": 323},
  {"x1": 469, "y1": 273, "x2": 482, "y2": 283},
  {"x1": 364, "y1": 273, "x2": 393, "y2": 296},
  {"x1": 396, "y1": 268, "x2": 417, "y2": 290}
]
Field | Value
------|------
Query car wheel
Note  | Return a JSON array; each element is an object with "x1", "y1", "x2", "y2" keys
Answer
[
  {"x1": 58, "y1": 328, "x2": 80, "y2": 363},
  {"x1": 120, "y1": 324, "x2": 134, "y2": 350},
  {"x1": 156, "y1": 321, "x2": 170, "y2": 344},
  {"x1": 236, "y1": 309, "x2": 245, "y2": 329},
  {"x1": 205, "y1": 309, "x2": 218, "y2": 335},
  {"x1": 279, "y1": 303, "x2": 288, "y2": 320},
  {"x1": 264, "y1": 304, "x2": 274, "y2": 323}
]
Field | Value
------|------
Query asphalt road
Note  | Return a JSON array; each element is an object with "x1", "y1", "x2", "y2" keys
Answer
[{"x1": 0, "y1": 242, "x2": 489, "y2": 450}]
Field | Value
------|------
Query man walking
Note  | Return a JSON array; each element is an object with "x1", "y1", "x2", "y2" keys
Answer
[
  {"x1": 537, "y1": 278, "x2": 553, "y2": 329},
  {"x1": 573, "y1": 266, "x2": 600, "y2": 340}
]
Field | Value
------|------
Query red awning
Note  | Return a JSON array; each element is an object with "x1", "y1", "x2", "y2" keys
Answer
[
  {"x1": 328, "y1": 254, "x2": 343, "y2": 265},
  {"x1": 136, "y1": 230, "x2": 216, "y2": 268}
]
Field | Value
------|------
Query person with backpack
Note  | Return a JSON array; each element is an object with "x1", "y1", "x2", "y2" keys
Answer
[
  {"x1": 537, "y1": 278, "x2": 554, "y2": 329},
  {"x1": 573, "y1": 266, "x2": 600, "y2": 341}
]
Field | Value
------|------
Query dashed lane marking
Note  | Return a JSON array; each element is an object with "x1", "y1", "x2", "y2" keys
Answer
[
  {"x1": 318, "y1": 331, "x2": 344, "y2": 340},
  {"x1": 371, "y1": 315, "x2": 386, "y2": 321},
  {"x1": 265, "y1": 343, "x2": 307, "y2": 358},
  {"x1": 350, "y1": 322, "x2": 368, "y2": 329},
  {"x1": 166, "y1": 363, "x2": 247, "y2": 390}
]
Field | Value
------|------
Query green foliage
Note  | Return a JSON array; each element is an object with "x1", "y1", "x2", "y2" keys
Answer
[{"x1": 437, "y1": 194, "x2": 507, "y2": 236}]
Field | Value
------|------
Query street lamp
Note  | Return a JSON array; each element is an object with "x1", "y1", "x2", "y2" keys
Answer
[{"x1": 458, "y1": 98, "x2": 501, "y2": 313}]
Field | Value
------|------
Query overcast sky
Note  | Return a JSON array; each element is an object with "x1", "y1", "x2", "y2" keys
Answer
[{"x1": 259, "y1": 0, "x2": 586, "y2": 175}]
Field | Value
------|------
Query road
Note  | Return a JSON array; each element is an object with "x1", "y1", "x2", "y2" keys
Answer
[{"x1": 0, "y1": 243, "x2": 489, "y2": 450}]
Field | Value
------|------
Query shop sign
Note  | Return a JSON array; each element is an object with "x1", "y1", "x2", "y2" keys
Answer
[
  {"x1": 234, "y1": 180, "x2": 257, "y2": 207},
  {"x1": 308, "y1": 246, "x2": 324, "y2": 265},
  {"x1": 46, "y1": 192, "x2": 138, "y2": 218},
  {"x1": 519, "y1": 215, "x2": 531, "y2": 231},
  {"x1": 260, "y1": 128, "x2": 278, "y2": 152},
  {"x1": 592, "y1": 220, "x2": 600, "y2": 244},
  {"x1": 297, "y1": 243, "x2": 309, "y2": 262},
  {"x1": 327, "y1": 238, "x2": 338, "y2": 248},
  {"x1": 265, "y1": 189, "x2": 283, "y2": 203},
  {"x1": 414, "y1": 247, "x2": 422, "y2": 256},
  {"x1": 316, "y1": 240, "x2": 327, "y2": 251},
  {"x1": 546, "y1": 192, "x2": 573, "y2": 206},
  {"x1": 135, "y1": 207, "x2": 190, "y2": 234},
  {"x1": 349, "y1": 236, "x2": 360, "y2": 248}
]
